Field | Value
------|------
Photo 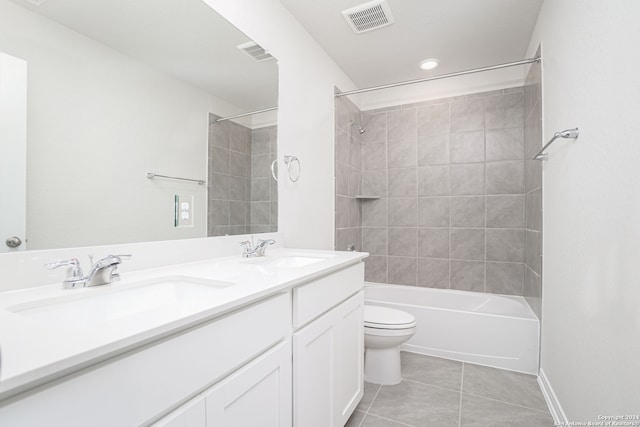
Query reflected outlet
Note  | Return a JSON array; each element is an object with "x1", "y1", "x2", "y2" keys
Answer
[{"x1": 174, "y1": 194, "x2": 194, "y2": 227}]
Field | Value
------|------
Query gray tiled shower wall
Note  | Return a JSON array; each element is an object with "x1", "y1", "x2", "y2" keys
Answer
[
  {"x1": 336, "y1": 87, "x2": 536, "y2": 296},
  {"x1": 208, "y1": 114, "x2": 277, "y2": 236},
  {"x1": 523, "y1": 48, "x2": 543, "y2": 318}
]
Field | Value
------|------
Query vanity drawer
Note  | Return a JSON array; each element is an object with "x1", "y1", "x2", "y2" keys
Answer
[
  {"x1": 0, "y1": 292, "x2": 291, "y2": 427},
  {"x1": 292, "y1": 262, "x2": 364, "y2": 329}
]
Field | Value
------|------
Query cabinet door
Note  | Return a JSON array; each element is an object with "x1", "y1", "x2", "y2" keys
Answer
[
  {"x1": 204, "y1": 340, "x2": 292, "y2": 427},
  {"x1": 334, "y1": 292, "x2": 364, "y2": 426},
  {"x1": 293, "y1": 291, "x2": 364, "y2": 427},
  {"x1": 152, "y1": 398, "x2": 206, "y2": 427}
]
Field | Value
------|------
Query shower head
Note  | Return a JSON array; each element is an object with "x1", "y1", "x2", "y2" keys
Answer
[{"x1": 350, "y1": 121, "x2": 366, "y2": 135}]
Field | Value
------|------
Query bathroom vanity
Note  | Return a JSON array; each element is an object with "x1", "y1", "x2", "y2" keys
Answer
[{"x1": 0, "y1": 248, "x2": 366, "y2": 426}]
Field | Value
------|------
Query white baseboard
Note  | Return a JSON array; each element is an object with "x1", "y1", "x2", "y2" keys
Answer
[{"x1": 538, "y1": 368, "x2": 568, "y2": 424}]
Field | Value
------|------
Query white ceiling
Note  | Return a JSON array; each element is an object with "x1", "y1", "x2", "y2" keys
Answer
[
  {"x1": 10, "y1": 0, "x2": 278, "y2": 112},
  {"x1": 279, "y1": 0, "x2": 543, "y2": 89}
]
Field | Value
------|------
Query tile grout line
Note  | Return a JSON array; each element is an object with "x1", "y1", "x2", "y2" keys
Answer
[
  {"x1": 461, "y1": 390, "x2": 552, "y2": 415},
  {"x1": 482, "y1": 97, "x2": 488, "y2": 295},
  {"x1": 458, "y1": 362, "x2": 465, "y2": 427},
  {"x1": 364, "y1": 384, "x2": 383, "y2": 414},
  {"x1": 356, "y1": 384, "x2": 383, "y2": 427},
  {"x1": 400, "y1": 378, "x2": 463, "y2": 394},
  {"x1": 447, "y1": 100, "x2": 452, "y2": 290},
  {"x1": 413, "y1": 107, "x2": 419, "y2": 285},
  {"x1": 384, "y1": 112, "x2": 389, "y2": 283},
  {"x1": 367, "y1": 413, "x2": 417, "y2": 427}
]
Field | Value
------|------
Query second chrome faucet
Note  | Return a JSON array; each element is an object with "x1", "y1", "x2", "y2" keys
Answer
[{"x1": 240, "y1": 239, "x2": 276, "y2": 258}]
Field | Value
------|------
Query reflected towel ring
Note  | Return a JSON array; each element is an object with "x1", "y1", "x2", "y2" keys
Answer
[
  {"x1": 270, "y1": 159, "x2": 278, "y2": 182},
  {"x1": 283, "y1": 155, "x2": 301, "y2": 182}
]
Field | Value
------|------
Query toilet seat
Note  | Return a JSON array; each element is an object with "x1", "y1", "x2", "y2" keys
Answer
[{"x1": 364, "y1": 305, "x2": 416, "y2": 330}]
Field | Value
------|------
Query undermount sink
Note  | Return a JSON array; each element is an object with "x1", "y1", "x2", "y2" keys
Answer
[{"x1": 7, "y1": 276, "x2": 235, "y2": 328}]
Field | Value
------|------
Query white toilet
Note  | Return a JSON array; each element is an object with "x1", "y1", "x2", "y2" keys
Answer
[{"x1": 364, "y1": 305, "x2": 416, "y2": 385}]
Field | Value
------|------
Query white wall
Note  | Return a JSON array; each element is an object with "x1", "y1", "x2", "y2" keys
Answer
[
  {"x1": 527, "y1": 0, "x2": 640, "y2": 419},
  {"x1": 203, "y1": 0, "x2": 358, "y2": 250},
  {"x1": 0, "y1": 0, "x2": 211, "y2": 250}
]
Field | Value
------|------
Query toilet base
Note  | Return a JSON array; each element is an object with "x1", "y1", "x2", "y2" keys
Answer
[{"x1": 364, "y1": 346, "x2": 402, "y2": 385}]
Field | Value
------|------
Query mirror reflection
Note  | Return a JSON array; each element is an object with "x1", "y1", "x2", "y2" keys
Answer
[
  {"x1": 207, "y1": 114, "x2": 278, "y2": 237},
  {"x1": 0, "y1": 0, "x2": 278, "y2": 252}
]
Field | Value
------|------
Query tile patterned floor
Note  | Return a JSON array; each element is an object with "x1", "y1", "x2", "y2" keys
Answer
[{"x1": 346, "y1": 352, "x2": 554, "y2": 427}]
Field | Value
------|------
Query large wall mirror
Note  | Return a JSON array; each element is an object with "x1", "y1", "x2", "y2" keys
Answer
[{"x1": 0, "y1": 0, "x2": 278, "y2": 252}]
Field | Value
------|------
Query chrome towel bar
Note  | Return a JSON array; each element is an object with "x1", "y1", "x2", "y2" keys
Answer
[
  {"x1": 146, "y1": 172, "x2": 205, "y2": 185},
  {"x1": 533, "y1": 128, "x2": 579, "y2": 160}
]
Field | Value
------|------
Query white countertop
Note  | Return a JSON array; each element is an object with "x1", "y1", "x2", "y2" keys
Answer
[{"x1": 0, "y1": 248, "x2": 367, "y2": 400}]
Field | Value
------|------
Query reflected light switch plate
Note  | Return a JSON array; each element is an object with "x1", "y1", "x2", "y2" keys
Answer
[{"x1": 174, "y1": 194, "x2": 194, "y2": 227}]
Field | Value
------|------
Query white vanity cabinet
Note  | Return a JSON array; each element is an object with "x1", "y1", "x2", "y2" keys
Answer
[
  {"x1": 203, "y1": 339, "x2": 291, "y2": 426},
  {"x1": 0, "y1": 293, "x2": 291, "y2": 427},
  {"x1": 153, "y1": 397, "x2": 207, "y2": 427},
  {"x1": 0, "y1": 255, "x2": 366, "y2": 427},
  {"x1": 292, "y1": 263, "x2": 365, "y2": 427},
  {"x1": 154, "y1": 340, "x2": 291, "y2": 427}
]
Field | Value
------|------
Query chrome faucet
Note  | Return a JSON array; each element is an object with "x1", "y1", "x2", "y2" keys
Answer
[
  {"x1": 240, "y1": 239, "x2": 276, "y2": 258},
  {"x1": 46, "y1": 254, "x2": 131, "y2": 289}
]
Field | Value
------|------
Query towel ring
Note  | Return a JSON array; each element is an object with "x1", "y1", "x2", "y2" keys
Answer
[{"x1": 283, "y1": 155, "x2": 301, "y2": 182}]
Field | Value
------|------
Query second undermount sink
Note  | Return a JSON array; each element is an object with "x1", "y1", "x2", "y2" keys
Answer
[
  {"x1": 267, "y1": 256, "x2": 327, "y2": 269},
  {"x1": 242, "y1": 253, "x2": 335, "y2": 269},
  {"x1": 7, "y1": 276, "x2": 235, "y2": 329}
]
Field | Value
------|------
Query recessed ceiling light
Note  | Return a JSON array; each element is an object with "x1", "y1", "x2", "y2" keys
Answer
[{"x1": 419, "y1": 58, "x2": 439, "y2": 71}]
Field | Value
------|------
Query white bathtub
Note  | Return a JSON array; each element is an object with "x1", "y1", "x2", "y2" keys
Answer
[{"x1": 365, "y1": 283, "x2": 539, "y2": 374}]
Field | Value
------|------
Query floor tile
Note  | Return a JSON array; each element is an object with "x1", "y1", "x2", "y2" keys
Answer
[
  {"x1": 346, "y1": 410, "x2": 366, "y2": 427},
  {"x1": 362, "y1": 413, "x2": 415, "y2": 426},
  {"x1": 401, "y1": 352, "x2": 463, "y2": 391},
  {"x1": 368, "y1": 380, "x2": 460, "y2": 426},
  {"x1": 357, "y1": 381, "x2": 382, "y2": 412},
  {"x1": 462, "y1": 363, "x2": 548, "y2": 412},
  {"x1": 460, "y1": 394, "x2": 554, "y2": 426}
]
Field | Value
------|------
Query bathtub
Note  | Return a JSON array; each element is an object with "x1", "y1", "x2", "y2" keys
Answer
[{"x1": 365, "y1": 283, "x2": 539, "y2": 375}]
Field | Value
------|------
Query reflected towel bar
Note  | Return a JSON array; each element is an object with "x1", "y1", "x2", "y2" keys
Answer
[
  {"x1": 533, "y1": 128, "x2": 579, "y2": 160},
  {"x1": 146, "y1": 173, "x2": 205, "y2": 185}
]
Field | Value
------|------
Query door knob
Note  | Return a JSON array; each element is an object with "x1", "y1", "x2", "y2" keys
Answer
[{"x1": 5, "y1": 236, "x2": 22, "y2": 248}]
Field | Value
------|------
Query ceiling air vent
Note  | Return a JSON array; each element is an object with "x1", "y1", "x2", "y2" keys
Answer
[
  {"x1": 237, "y1": 41, "x2": 275, "y2": 62},
  {"x1": 342, "y1": 0, "x2": 395, "y2": 34}
]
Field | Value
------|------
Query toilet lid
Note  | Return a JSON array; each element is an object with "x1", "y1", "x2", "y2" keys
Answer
[{"x1": 364, "y1": 305, "x2": 416, "y2": 329}]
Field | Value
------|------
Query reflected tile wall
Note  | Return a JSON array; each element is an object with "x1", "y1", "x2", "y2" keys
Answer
[
  {"x1": 523, "y1": 46, "x2": 543, "y2": 319},
  {"x1": 335, "y1": 91, "x2": 363, "y2": 252},
  {"x1": 208, "y1": 114, "x2": 277, "y2": 236},
  {"x1": 358, "y1": 87, "x2": 527, "y2": 296},
  {"x1": 249, "y1": 125, "x2": 278, "y2": 233}
]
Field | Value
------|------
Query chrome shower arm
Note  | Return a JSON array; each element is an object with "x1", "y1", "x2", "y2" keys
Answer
[{"x1": 533, "y1": 128, "x2": 579, "y2": 160}]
